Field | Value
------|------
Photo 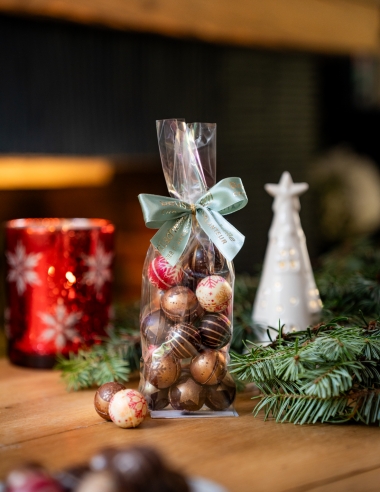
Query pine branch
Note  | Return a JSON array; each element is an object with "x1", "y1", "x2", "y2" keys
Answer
[{"x1": 55, "y1": 302, "x2": 140, "y2": 391}]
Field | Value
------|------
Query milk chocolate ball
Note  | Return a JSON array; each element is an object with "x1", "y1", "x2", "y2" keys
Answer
[
  {"x1": 142, "y1": 309, "x2": 173, "y2": 346},
  {"x1": 167, "y1": 322, "x2": 201, "y2": 359},
  {"x1": 199, "y1": 312, "x2": 231, "y2": 349},
  {"x1": 190, "y1": 349, "x2": 227, "y2": 385},
  {"x1": 94, "y1": 382, "x2": 126, "y2": 421},
  {"x1": 169, "y1": 375, "x2": 206, "y2": 411},
  {"x1": 145, "y1": 353, "x2": 181, "y2": 389},
  {"x1": 161, "y1": 286, "x2": 199, "y2": 322},
  {"x1": 205, "y1": 372, "x2": 236, "y2": 410}
]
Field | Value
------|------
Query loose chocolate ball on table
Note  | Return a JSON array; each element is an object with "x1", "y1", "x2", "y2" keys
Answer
[
  {"x1": 141, "y1": 381, "x2": 170, "y2": 410},
  {"x1": 6, "y1": 465, "x2": 62, "y2": 492},
  {"x1": 94, "y1": 382, "x2": 126, "y2": 421},
  {"x1": 167, "y1": 322, "x2": 201, "y2": 359},
  {"x1": 55, "y1": 465, "x2": 91, "y2": 492},
  {"x1": 190, "y1": 349, "x2": 227, "y2": 385},
  {"x1": 196, "y1": 275, "x2": 232, "y2": 313},
  {"x1": 161, "y1": 286, "x2": 199, "y2": 322},
  {"x1": 145, "y1": 352, "x2": 181, "y2": 389},
  {"x1": 93, "y1": 446, "x2": 190, "y2": 492},
  {"x1": 205, "y1": 372, "x2": 237, "y2": 411},
  {"x1": 169, "y1": 374, "x2": 207, "y2": 411},
  {"x1": 109, "y1": 389, "x2": 147, "y2": 428},
  {"x1": 199, "y1": 312, "x2": 232, "y2": 349},
  {"x1": 76, "y1": 470, "x2": 118, "y2": 492},
  {"x1": 141, "y1": 309, "x2": 173, "y2": 346},
  {"x1": 148, "y1": 255, "x2": 183, "y2": 290}
]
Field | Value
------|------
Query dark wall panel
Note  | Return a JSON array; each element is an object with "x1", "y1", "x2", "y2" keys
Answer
[{"x1": 0, "y1": 15, "x2": 319, "y2": 272}]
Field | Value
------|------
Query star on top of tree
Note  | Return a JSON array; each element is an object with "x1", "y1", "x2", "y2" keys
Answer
[
  {"x1": 265, "y1": 171, "x2": 308, "y2": 209},
  {"x1": 6, "y1": 241, "x2": 42, "y2": 295}
]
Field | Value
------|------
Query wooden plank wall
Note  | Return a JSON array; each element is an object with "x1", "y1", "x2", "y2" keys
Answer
[{"x1": 0, "y1": 0, "x2": 378, "y2": 53}]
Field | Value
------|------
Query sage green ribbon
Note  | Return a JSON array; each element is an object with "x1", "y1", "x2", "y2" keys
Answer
[{"x1": 138, "y1": 177, "x2": 248, "y2": 267}]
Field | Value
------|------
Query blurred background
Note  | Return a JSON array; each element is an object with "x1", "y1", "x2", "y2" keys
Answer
[{"x1": 1, "y1": 0, "x2": 380, "y2": 306}]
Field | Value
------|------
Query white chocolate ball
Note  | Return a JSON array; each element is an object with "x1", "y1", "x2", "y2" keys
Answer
[
  {"x1": 196, "y1": 275, "x2": 232, "y2": 313},
  {"x1": 108, "y1": 389, "x2": 147, "y2": 428}
]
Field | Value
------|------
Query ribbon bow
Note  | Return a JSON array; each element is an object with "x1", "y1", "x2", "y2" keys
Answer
[{"x1": 138, "y1": 177, "x2": 248, "y2": 267}]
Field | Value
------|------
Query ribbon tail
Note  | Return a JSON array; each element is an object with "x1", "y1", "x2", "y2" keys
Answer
[
  {"x1": 150, "y1": 215, "x2": 192, "y2": 267},
  {"x1": 196, "y1": 208, "x2": 245, "y2": 262}
]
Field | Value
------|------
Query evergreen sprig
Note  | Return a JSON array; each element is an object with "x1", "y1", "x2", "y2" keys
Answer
[
  {"x1": 55, "y1": 303, "x2": 141, "y2": 391},
  {"x1": 230, "y1": 317, "x2": 380, "y2": 424}
]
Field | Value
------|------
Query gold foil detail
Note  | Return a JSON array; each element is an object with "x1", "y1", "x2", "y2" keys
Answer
[{"x1": 177, "y1": 378, "x2": 202, "y2": 405}]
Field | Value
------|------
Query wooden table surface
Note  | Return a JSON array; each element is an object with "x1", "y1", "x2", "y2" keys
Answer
[{"x1": 1, "y1": 358, "x2": 380, "y2": 492}]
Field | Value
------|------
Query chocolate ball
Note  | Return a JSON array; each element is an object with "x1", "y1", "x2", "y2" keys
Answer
[
  {"x1": 186, "y1": 244, "x2": 226, "y2": 277},
  {"x1": 55, "y1": 465, "x2": 90, "y2": 492},
  {"x1": 142, "y1": 309, "x2": 173, "y2": 346},
  {"x1": 169, "y1": 375, "x2": 206, "y2": 411},
  {"x1": 109, "y1": 446, "x2": 190, "y2": 492},
  {"x1": 167, "y1": 322, "x2": 201, "y2": 359},
  {"x1": 76, "y1": 471, "x2": 118, "y2": 492},
  {"x1": 142, "y1": 381, "x2": 170, "y2": 410},
  {"x1": 190, "y1": 349, "x2": 227, "y2": 385},
  {"x1": 196, "y1": 275, "x2": 232, "y2": 313},
  {"x1": 199, "y1": 312, "x2": 232, "y2": 349},
  {"x1": 94, "y1": 382, "x2": 126, "y2": 421},
  {"x1": 148, "y1": 255, "x2": 183, "y2": 290},
  {"x1": 161, "y1": 286, "x2": 199, "y2": 322},
  {"x1": 205, "y1": 372, "x2": 236, "y2": 410},
  {"x1": 109, "y1": 389, "x2": 147, "y2": 428},
  {"x1": 145, "y1": 352, "x2": 181, "y2": 389}
]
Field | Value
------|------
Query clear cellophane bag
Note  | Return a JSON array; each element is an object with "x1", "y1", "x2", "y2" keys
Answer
[{"x1": 138, "y1": 119, "x2": 237, "y2": 417}]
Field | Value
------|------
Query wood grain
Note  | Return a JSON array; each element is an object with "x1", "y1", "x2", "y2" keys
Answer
[
  {"x1": 0, "y1": 0, "x2": 379, "y2": 54},
  {"x1": 1, "y1": 359, "x2": 380, "y2": 491}
]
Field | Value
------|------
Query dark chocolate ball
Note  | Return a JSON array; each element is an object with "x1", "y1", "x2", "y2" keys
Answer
[
  {"x1": 190, "y1": 349, "x2": 227, "y2": 385},
  {"x1": 145, "y1": 353, "x2": 181, "y2": 389},
  {"x1": 160, "y1": 286, "x2": 199, "y2": 322},
  {"x1": 141, "y1": 309, "x2": 173, "y2": 346},
  {"x1": 186, "y1": 244, "x2": 226, "y2": 277},
  {"x1": 108, "y1": 446, "x2": 190, "y2": 492},
  {"x1": 167, "y1": 322, "x2": 201, "y2": 359},
  {"x1": 199, "y1": 312, "x2": 232, "y2": 349},
  {"x1": 55, "y1": 465, "x2": 90, "y2": 492},
  {"x1": 94, "y1": 382, "x2": 126, "y2": 420},
  {"x1": 205, "y1": 372, "x2": 236, "y2": 411},
  {"x1": 142, "y1": 382, "x2": 170, "y2": 410},
  {"x1": 169, "y1": 375, "x2": 206, "y2": 411}
]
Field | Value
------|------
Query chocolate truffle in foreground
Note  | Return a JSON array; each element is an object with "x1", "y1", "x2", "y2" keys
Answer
[{"x1": 94, "y1": 382, "x2": 126, "y2": 421}]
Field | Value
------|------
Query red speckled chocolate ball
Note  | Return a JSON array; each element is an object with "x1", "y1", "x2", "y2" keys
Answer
[{"x1": 148, "y1": 255, "x2": 183, "y2": 290}]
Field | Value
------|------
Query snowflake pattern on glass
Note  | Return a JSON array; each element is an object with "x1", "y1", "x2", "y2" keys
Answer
[
  {"x1": 82, "y1": 243, "x2": 113, "y2": 293},
  {"x1": 6, "y1": 241, "x2": 42, "y2": 295},
  {"x1": 39, "y1": 302, "x2": 82, "y2": 351}
]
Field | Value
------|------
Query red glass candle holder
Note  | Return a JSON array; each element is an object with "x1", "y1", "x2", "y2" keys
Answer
[{"x1": 5, "y1": 218, "x2": 115, "y2": 368}]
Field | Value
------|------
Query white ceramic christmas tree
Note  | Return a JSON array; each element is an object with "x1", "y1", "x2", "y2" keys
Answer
[{"x1": 252, "y1": 171, "x2": 322, "y2": 342}]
